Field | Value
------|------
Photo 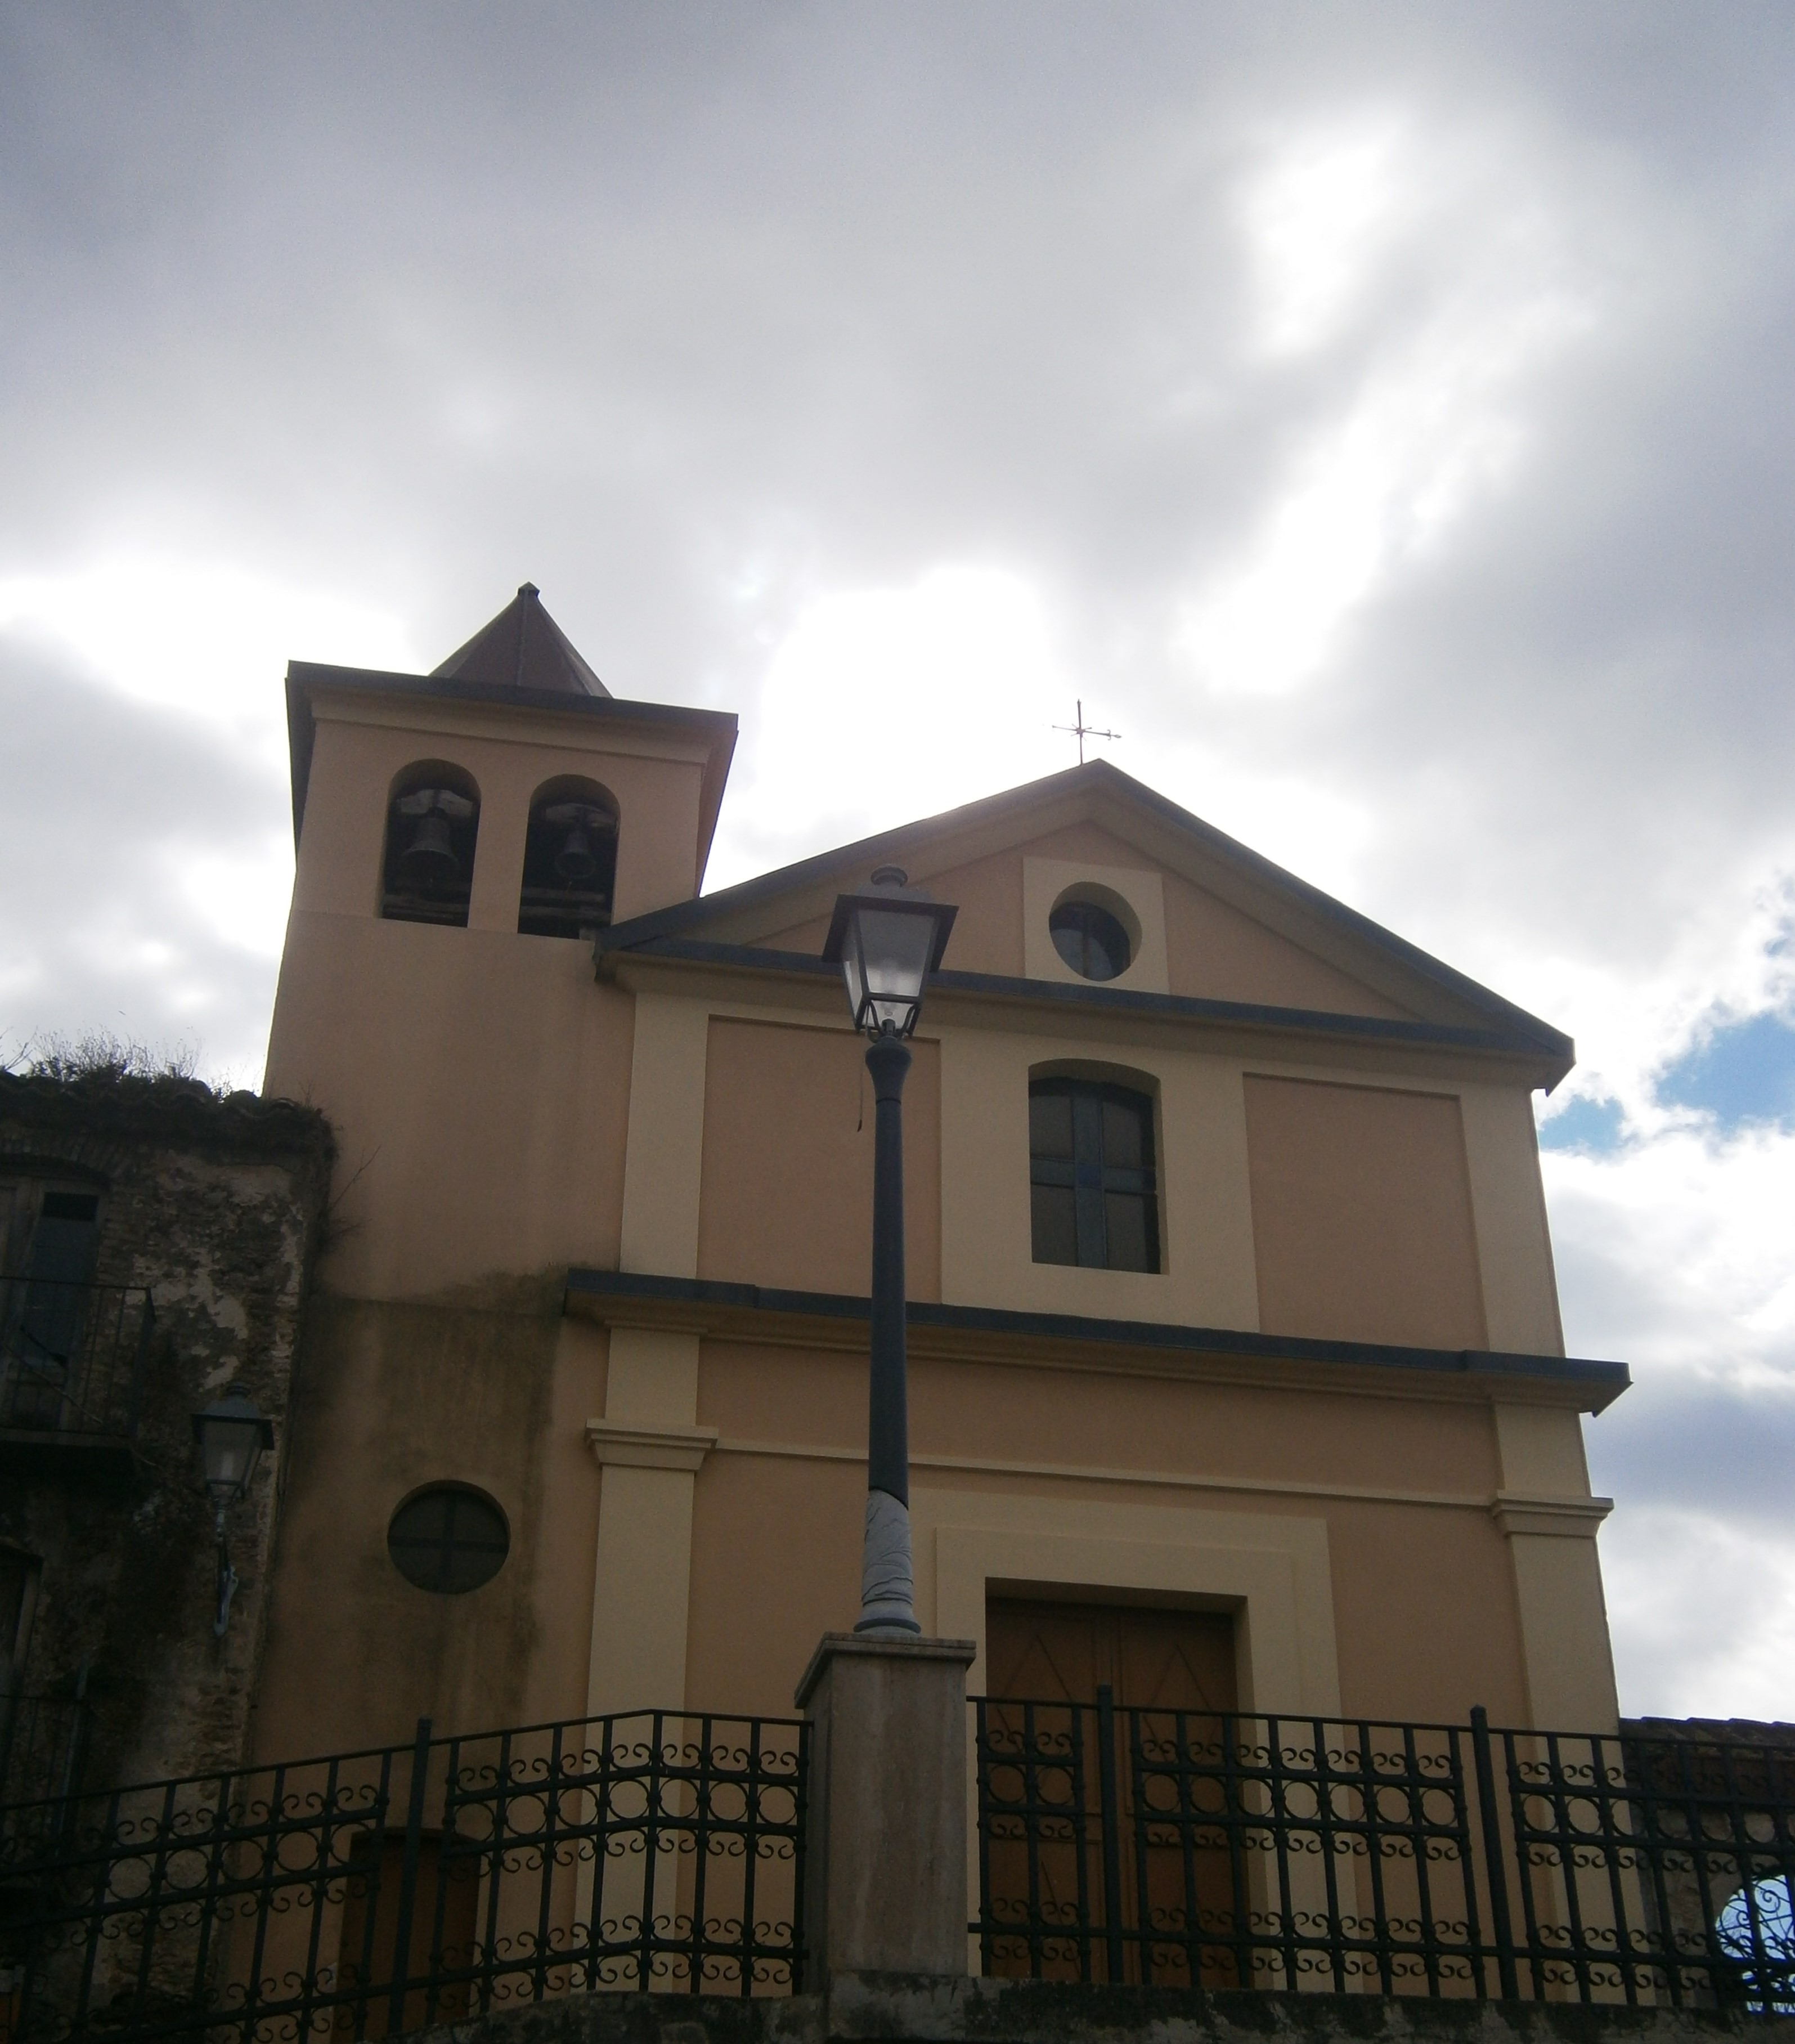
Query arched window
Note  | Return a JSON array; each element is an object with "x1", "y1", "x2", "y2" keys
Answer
[
  {"x1": 381, "y1": 762, "x2": 480, "y2": 927},
  {"x1": 1029, "y1": 1075, "x2": 1160, "y2": 1272},
  {"x1": 518, "y1": 777, "x2": 619, "y2": 939}
]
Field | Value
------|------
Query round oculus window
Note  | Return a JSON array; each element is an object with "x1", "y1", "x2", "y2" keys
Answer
[
  {"x1": 387, "y1": 1484, "x2": 510, "y2": 1594},
  {"x1": 1049, "y1": 898, "x2": 1133, "y2": 982}
]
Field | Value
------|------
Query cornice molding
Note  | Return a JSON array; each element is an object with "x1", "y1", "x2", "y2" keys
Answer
[
  {"x1": 1489, "y1": 1491, "x2": 1614, "y2": 1539},
  {"x1": 585, "y1": 1418, "x2": 719, "y2": 1474},
  {"x1": 564, "y1": 1268, "x2": 1631, "y2": 1414}
]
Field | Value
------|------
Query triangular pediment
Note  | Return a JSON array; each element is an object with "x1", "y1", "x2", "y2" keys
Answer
[{"x1": 598, "y1": 760, "x2": 1569, "y2": 1056}]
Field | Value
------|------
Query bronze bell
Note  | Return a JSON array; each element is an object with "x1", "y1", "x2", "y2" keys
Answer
[
  {"x1": 554, "y1": 822, "x2": 598, "y2": 884},
  {"x1": 400, "y1": 812, "x2": 458, "y2": 878}
]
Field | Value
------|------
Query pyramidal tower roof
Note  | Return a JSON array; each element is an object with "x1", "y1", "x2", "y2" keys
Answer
[{"x1": 430, "y1": 582, "x2": 610, "y2": 698}]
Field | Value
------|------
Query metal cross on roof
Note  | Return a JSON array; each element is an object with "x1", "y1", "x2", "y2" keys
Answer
[{"x1": 1053, "y1": 698, "x2": 1120, "y2": 765}]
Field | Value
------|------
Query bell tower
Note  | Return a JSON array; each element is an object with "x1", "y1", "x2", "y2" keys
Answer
[{"x1": 263, "y1": 584, "x2": 737, "y2": 1301}]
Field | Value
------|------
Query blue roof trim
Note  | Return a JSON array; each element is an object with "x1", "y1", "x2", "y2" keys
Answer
[
  {"x1": 563, "y1": 1267, "x2": 1630, "y2": 1410},
  {"x1": 598, "y1": 934, "x2": 1565, "y2": 1065},
  {"x1": 593, "y1": 757, "x2": 1572, "y2": 1061}
]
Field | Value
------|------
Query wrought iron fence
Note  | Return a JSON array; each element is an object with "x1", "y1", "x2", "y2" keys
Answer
[
  {"x1": 0, "y1": 1707, "x2": 806, "y2": 2044},
  {"x1": 974, "y1": 1692, "x2": 1795, "y2": 2012},
  {"x1": 0, "y1": 1279, "x2": 155, "y2": 1438}
]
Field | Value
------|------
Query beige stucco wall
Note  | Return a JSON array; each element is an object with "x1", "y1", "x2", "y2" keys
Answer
[
  {"x1": 252, "y1": 1288, "x2": 607, "y2": 1761},
  {"x1": 256, "y1": 704, "x2": 1616, "y2": 1776},
  {"x1": 758, "y1": 818, "x2": 1423, "y2": 1020},
  {"x1": 698, "y1": 1019, "x2": 943, "y2": 1297},
  {"x1": 266, "y1": 689, "x2": 735, "y2": 1302},
  {"x1": 937, "y1": 1020, "x2": 1261, "y2": 1327},
  {"x1": 253, "y1": 1287, "x2": 1606, "y2": 1762},
  {"x1": 673, "y1": 1330, "x2": 1547, "y2": 1729},
  {"x1": 265, "y1": 916, "x2": 635, "y2": 1299},
  {"x1": 292, "y1": 693, "x2": 712, "y2": 926},
  {"x1": 933, "y1": 1020, "x2": 1561, "y2": 1355},
  {"x1": 1462, "y1": 1083, "x2": 1567, "y2": 1355}
]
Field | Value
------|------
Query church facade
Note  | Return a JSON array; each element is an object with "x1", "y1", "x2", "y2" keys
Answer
[{"x1": 250, "y1": 584, "x2": 1626, "y2": 1778}]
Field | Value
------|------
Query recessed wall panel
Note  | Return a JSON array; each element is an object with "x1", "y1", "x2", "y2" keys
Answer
[
  {"x1": 1243, "y1": 1077, "x2": 1487, "y2": 1349},
  {"x1": 697, "y1": 1019, "x2": 941, "y2": 1298}
]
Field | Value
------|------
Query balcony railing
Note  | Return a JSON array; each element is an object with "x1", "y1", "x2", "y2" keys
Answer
[
  {"x1": 0, "y1": 1278, "x2": 154, "y2": 1440},
  {"x1": 974, "y1": 1692, "x2": 1795, "y2": 2014},
  {"x1": 0, "y1": 1686, "x2": 89, "y2": 1855},
  {"x1": 0, "y1": 1708, "x2": 806, "y2": 2044}
]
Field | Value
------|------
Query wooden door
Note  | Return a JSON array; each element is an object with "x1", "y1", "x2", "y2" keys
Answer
[
  {"x1": 983, "y1": 1598, "x2": 1238, "y2": 1984},
  {"x1": 334, "y1": 1832, "x2": 478, "y2": 2036}
]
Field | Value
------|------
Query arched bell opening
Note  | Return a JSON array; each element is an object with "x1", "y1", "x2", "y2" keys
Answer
[
  {"x1": 518, "y1": 777, "x2": 619, "y2": 939},
  {"x1": 380, "y1": 761, "x2": 481, "y2": 927}
]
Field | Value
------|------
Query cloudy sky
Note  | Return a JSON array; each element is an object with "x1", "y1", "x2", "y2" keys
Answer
[{"x1": 5, "y1": 3, "x2": 1793, "y2": 1723}]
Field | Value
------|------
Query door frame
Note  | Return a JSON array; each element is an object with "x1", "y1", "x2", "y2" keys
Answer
[{"x1": 908, "y1": 1487, "x2": 1343, "y2": 1973}]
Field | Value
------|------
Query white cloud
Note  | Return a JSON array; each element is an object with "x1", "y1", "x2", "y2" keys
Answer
[
  {"x1": 711, "y1": 563, "x2": 1076, "y2": 885},
  {"x1": 1604, "y1": 1507, "x2": 1795, "y2": 1722},
  {"x1": 1550, "y1": 1123, "x2": 1795, "y2": 1388},
  {"x1": 176, "y1": 837, "x2": 294, "y2": 963},
  {"x1": 1556, "y1": 1119, "x2": 1795, "y2": 1711},
  {"x1": 0, "y1": 557, "x2": 419, "y2": 768},
  {"x1": 1180, "y1": 121, "x2": 1594, "y2": 698},
  {"x1": 1243, "y1": 115, "x2": 1413, "y2": 358}
]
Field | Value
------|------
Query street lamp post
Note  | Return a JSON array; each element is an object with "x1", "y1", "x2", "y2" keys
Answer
[
  {"x1": 823, "y1": 866, "x2": 957, "y2": 1636},
  {"x1": 191, "y1": 1388, "x2": 275, "y2": 1637}
]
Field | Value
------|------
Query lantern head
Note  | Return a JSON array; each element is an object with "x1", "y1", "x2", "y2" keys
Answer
[
  {"x1": 191, "y1": 1388, "x2": 275, "y2": 1512},
  {"x1": 823, "y1": 866, "x2": 958, "y2": 1040}
]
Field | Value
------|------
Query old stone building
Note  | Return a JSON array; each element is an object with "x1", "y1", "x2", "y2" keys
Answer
[{"x1": 0, "y1": 1065, "x2": 331, "y2": 1808}]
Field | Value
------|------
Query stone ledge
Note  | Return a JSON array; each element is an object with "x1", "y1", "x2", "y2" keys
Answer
[
  {"x1": 586, "y1": 1418, "x2": 720, "y2": 1472},
  {"x1": 796, "y1": 1631, "x2": 979, "y2": 1708},
  {"x1": 415, "y1": 1975, "x2": 1795, "y2": 2044}
]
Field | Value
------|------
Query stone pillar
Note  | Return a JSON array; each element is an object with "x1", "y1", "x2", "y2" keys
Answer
[{"x1": 796, "y1": 1632, "x2": 977, "y2": 1981}]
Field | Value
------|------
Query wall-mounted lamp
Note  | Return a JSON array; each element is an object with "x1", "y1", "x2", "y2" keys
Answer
[{"x1": 190, "y1": 1389, "x2": 274, "y2": 1637}]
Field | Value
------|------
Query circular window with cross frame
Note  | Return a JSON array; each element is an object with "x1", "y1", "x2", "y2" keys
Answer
[
  {"x1": 1048, "y1": 886, "x2": 1138, "y2": 982},
  {"x1": 387, "y1": 1483, "x2": 510, "y2": 1594}
]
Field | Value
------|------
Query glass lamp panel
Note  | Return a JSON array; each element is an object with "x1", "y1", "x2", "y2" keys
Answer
[
  {"x1": 203, "y1": 1417, "x2": 264, "y2": 1496},
  {"x1": 841, "y1": 948, "x2": 867, "y2": 1026},
  {"x1": 856, "y1": 906, "x2": 934, "y2": 1001}
]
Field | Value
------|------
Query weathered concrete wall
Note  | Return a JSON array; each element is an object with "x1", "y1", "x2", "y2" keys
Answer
[
  {"x1": 250, "y1": 1280, "x2": 606, "y2": 1759},
  {"x1": 0, "y1": 1069, "x2": 332, "y2": 1796},
  {"x1": 402, "y1": 1977, "x2": 1794, "y2": 2044}
]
